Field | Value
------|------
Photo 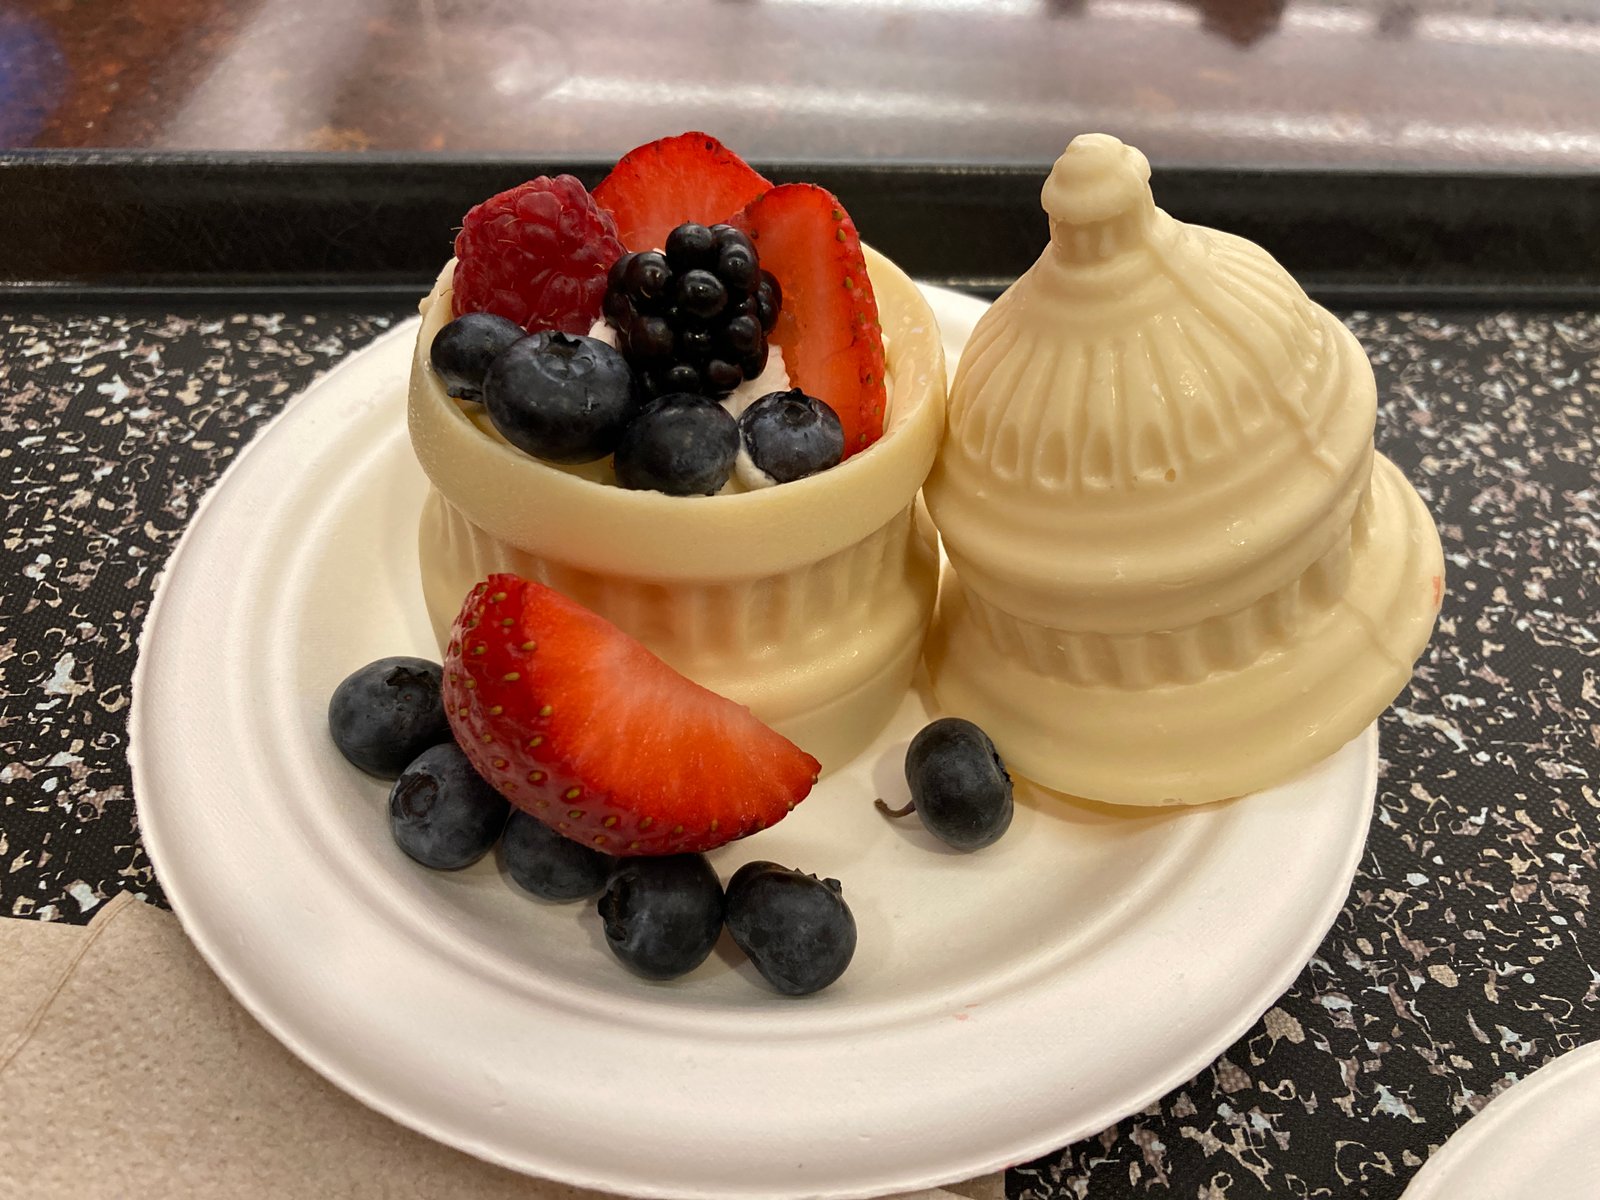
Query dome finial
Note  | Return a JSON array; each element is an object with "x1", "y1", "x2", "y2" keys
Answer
[{"x1": 1042, "y1": 133, "x2": 1151, "y2": 226}]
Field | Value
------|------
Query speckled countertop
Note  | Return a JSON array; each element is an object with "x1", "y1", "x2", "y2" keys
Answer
[{"x1": 1, "y1": 304, "x2": 1597, "y2": 1198}]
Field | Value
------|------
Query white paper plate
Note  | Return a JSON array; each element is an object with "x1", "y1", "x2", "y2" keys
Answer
[
  {"x1": 1401, "y1": 1042, "x2": 1600, "y2": 1200},
  {"x1": 131, "y1": 286, "x2": 1377, "y2": 1200}
]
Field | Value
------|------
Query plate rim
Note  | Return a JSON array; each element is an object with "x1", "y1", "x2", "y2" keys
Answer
[
  {"x1": 130, "y1": 289, "x2": 1378, "y2": 1199},
  {"x1": 1399, "y1": 1041, "x2": 1600, "y2": 1200}
]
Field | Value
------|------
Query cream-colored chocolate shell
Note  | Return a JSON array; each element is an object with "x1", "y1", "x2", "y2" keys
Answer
[
  {"x1": 409, "y1": 249, "x2": 947, "y2": 773},
  {"x1": 924, "y1": 134, "x2": 1444, "y2": 805}
]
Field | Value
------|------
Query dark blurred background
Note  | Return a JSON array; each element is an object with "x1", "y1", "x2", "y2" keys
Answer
[{"x1": 2, "y1": 0, "x2": 1596, "y2": 168}]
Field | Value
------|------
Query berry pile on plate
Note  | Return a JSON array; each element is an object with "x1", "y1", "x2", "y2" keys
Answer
[
  {"x1": 328, "y1": 574, "x2": 853, "y2": 995},
  {"x1": 327, "y1": 574, "x2": 1016, "y2": 996},
  {"x1": 428, "y1": 132, "x2": 891, "y2": 496}
]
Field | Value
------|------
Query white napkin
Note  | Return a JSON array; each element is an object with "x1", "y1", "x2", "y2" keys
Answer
[{"x1": 0, "y1": 895, "x2": 1003, "y2": 1200}]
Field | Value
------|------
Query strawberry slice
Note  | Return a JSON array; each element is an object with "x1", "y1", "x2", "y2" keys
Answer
[
  {"x1": 733, "y1": 184, "x2": 888, "y2": 457},
  {"x1": 593, "y1": 132, "x2": 772, "y2": 253},
  {"x1": 443, "y1": 575, "x2": 820, "y2": 856}
]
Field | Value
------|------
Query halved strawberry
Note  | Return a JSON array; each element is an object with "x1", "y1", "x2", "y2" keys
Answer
[
  {"x1": 443, "y1": 575, "x2": 820, "y2": 856},
  {"x1": 593, "y1": 132, "x2": 772, "y2": 253},
  {"x1": 733, "y1": 184, "x2": 888, "y2": 457}
]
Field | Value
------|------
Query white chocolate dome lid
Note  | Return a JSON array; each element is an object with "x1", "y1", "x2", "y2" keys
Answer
[
  {"x1": 922, "y1": 133, "x2": 1445, "y2": 805},
  {"x1": 927, "y1": 133, "x2": 1378, "y2": 634}
]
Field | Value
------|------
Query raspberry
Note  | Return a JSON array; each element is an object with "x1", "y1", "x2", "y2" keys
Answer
[{"x1": 452, "y1": 175, "x2": 624, "y2": 335}]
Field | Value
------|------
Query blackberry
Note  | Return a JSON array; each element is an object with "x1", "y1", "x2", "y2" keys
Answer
[
  {"x1": 663, "y1": 363, "x2": 702, "y2": 393},
  {"x1": 624, "y1": 251, "x2": 673, "y2": 310},
  {"x1": 705, "y1": 359, "x2": 742, "y2": 393},
  {"x1": 603, "y1": 255, "x2": 636, "y2": 323},
  {"x1": 665, "y1": 222, "x2": 718, "y2": 272},
  {"x1": 722, "y1": 314, "x2": 763, "y2": 358},
  {"x1": 628, "y1": 315, "x2": 674, "y2": 361},
  {"x1": 742, "y1": 340, "x2": 770, "y2": 380},
  {"x1": 605, "y1": 222, "x2": 781, "y2": 400},
  {"x1": 676, "y1": 270, "x2": 727, "y2": 319},
  {"x1": 715, "y1": 229, "x2": 760, "y2": 293},
  {"x1": 678, "y1": 326, "x2": 714, "y2": 362},
  {"x1": 755, "y1": 271, "x2": 782, "y2": 333}
]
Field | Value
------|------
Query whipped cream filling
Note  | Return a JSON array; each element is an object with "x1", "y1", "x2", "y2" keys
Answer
[
  {"x1": 732, "y1": 443, "x2": 778, "y2": 492},
  {"x1": 584, "y1": 317, "x2": 621, "y2": 350},
  {"x1": 717, "y1": 343, "x2": 790, "y2": 419},
  {"x1": 719, "y1": 346, "x2": 790, "y2": 492}
]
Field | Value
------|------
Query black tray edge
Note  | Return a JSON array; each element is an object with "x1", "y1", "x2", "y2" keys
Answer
[{"x1": 2, "y1": 152, "x2": 1596, "y2": 306}]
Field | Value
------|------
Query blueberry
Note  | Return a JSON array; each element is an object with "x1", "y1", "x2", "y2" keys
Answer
[
  {"x1": 675, "y1": 269, "x2": 728, "y2": 319},
  {"x1": 597, "y1": 854, "x2": 724, "y2": 980},
  {"x1": 725, "y1": 861, "x2": 857, "y2": 996},
  {"x1": 614, "y1": 394, "x2": 739, "y2": 495},
  {"x1": 502, "y1": 809, "x2": 616, "y2": 901},
  {"x1": 389, "y1": 743, "x2": 510, "y2": 870},
  {"x1": 328, "y1": 656, "x2": 451, "y2": 777},
  {"x1": 665, "y1": 222, "x2": 718, "y2": 272},
  {"x1": 738, "y1": 389, "x2": 845, "y2": 484},
  {"x1": 429, "y1": 312, "x2": 526, "y2": 401},
  {"x1": 877, "y1": 718, "x2": 1014, "y2": 851},
  {"x1": 483, "y1": 331, "x2": 638, "y2": 464}
]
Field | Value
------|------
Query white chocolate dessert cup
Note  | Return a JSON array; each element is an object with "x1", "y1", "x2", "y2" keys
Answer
[
  {"x1": 924, "y1": 134, "x2": 1444, "y2": 806},
  {"x1": 409, "y1": 248, "x2": 947, "y2": 773}
]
